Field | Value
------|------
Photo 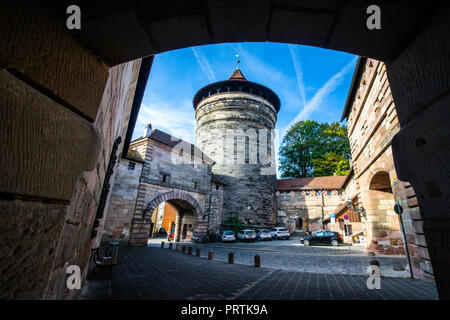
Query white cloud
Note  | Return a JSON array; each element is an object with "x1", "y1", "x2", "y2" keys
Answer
[
  {"x1": 191, "y1": 46, "x2": 216, "y2": 83},
  {"x1": 135, "y1": 98, "x2": 196, "y2": 143},
  {"x1": 288, "y1": 44, "x2": 306, "y2": 109},
  {"x1": 282, "y1": 56, "x2": 357, "y2": 136}
]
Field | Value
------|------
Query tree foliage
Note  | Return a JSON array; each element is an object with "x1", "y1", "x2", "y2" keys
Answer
[
  {"x1": 227, "y1": 216, "x2": 244, "y2": 235},
  {"x1": 279, "y1": 120, "x2": 351, "y2": 178}
]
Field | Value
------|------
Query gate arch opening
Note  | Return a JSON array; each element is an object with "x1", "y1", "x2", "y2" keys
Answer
[{"x1": 144, "y1": 190, "x2": 204, "y2": 242}]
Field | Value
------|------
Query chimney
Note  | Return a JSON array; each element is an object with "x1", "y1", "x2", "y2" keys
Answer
[{"x1": 145, "y1": 123, "x2": 152, "y2": 137}]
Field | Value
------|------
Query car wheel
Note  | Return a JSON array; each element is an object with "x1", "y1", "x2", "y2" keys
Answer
[
  {"x1": 331, "y1": 240, "x2": 338, "y2": 247},
  {"x1": 303, "y1": 239, "x2": 310, "y2": 246},
  {"x1": 273, "y1": 235, "x2": 277, "y2": 240}
]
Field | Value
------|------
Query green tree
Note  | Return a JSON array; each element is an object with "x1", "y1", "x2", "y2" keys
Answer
[
  {"x1": 279, "y1": 121, "x2": 350, "y2": 177},
  {"x1": 227, "y1": 216, "x2": 244, "y2": 235}
]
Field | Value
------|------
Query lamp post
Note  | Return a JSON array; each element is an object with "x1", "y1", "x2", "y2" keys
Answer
[{"x1": 394, "y1": 204, "x2": 414, "y2": 279}]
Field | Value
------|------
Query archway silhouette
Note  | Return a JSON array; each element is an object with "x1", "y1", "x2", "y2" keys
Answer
[
  {"x1": 144, "y1": 190, "x2": 204, "y2": 242},
  {"x1": 1, "y1": 1, "x2": 448, "y2": 299}
]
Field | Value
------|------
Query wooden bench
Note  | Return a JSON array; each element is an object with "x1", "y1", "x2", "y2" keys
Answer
[{"x1": 91, "y1": 242, "x2": 119, "y2": 278}]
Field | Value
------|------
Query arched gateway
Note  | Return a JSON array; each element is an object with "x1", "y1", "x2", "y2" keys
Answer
[
  {"x1": 142, "y1": 190, "x2": 205, "y2": 242},
  {"x1": 144, "y1": 190, "x2": 203, "y2": 219},
  {"x1": 1, "y1": 1, "x2": 448, "y2": 300}
]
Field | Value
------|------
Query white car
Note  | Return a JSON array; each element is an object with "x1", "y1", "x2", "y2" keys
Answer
[
  {"x1": 270, "y1": 227, "x2": 290, "y2": 240},
  {"x1": 220, "y1": 230, "x2": 236, "y2": 242},
  {"x1": 237, "y1": 229, "x2": 256, "y2": 241},
  {"x1": 255, "y1": 229, "x2": 272, "y2": 241}
]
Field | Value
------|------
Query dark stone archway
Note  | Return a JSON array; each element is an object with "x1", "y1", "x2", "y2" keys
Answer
[
  {"x1": 1, "y1": 0, "x2": 448, "y2": 299},
  {"x1": 141, "y1": 190, "x2": 205, "y2": 242},
  {"x1": 144, "y1": 190, "x2": 203, "y2": 220}
]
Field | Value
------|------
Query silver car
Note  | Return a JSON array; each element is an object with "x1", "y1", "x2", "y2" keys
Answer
[
  {"x1": 270, "y1": 227, "x2": 290, "y2": 240},
  {"x1": 220, "y1": 230, "x2": 236, "y2": 242},
  {"x1": 237, "y1": 229, "x2": 256, "y2": 242}
]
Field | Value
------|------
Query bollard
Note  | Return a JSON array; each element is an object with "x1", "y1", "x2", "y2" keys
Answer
[
  {"x1": 169, "y1": 243, "x2": 173, "y2": 250},
  {"x1": 254, "y1": 255, "x2": 261, "y2": 268},
  {"x1": 161, "y1": 241, "x2": 164, "y2": 248},
  {"x1": 228, "y1": 252, "x2": 234, "y2": 264},
  {"x1": 182, "y1": 245, "x2": 186, "y2": 253},
  {"x1": 176, "y1": 244, "x2": 180, "y2": 251},
  {"x1": 208, "y1": 250, "x2": 214, "y2": 260},
  {"x1": 196, "y1": 248, "x2": 201, "y2": 257},
  {"x1": 188, "y1": 246, "x2": 192, "y2": 255}
]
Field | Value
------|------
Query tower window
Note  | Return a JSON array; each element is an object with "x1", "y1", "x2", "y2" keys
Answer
[
  {"x1": 128, "y1": 162, "x2": 135, "y2": 170},
  {"x1": 161, "y1": 173, "x2": 170, "y2": 183}
]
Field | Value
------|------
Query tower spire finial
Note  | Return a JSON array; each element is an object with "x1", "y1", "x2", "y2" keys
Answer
[{"x1": 235, "y1": 54, "x2": 240, "y2": 69}]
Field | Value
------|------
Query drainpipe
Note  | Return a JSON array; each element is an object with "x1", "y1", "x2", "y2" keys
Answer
[{"x1": 321, "y1": 191, "x2": 325, "y2": 230}]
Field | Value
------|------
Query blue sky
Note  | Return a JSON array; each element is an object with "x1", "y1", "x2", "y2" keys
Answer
[{"x1": 133, "y1": 42, "x2": 357, "y2": 172}]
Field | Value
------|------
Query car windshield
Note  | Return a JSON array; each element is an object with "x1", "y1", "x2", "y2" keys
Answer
[
  {"x1": 278, "y1": 228, "x2": 288, "y2": 232},
  {"x1": 245, "y1": 231, "x2": 255, "y2": 234},
  {"x1": 224, "y1": 231, "x2": 234, "y2": 235},
  {"x1": 261, "y1": 230, "x2": 270, "y2": 233}
]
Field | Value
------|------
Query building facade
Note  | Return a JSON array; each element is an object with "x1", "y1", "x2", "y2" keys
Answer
[
  {"x1": 102, "y1": 65, "x2": 432, "y2": 280},
  {"x1": 276, "y1": 176, "x2": 347, "y2": 233},
  {"x1": 340, "y1": 57, "x2": 433, "y2": 279}
]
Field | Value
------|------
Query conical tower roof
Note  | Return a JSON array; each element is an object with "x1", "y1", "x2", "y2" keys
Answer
[
  {"x1": 193, "y1": 67, "x2": 280, "y2": 112},
  {"x1": 228, "y1": 68, "x2": 247, "y2": 81}
]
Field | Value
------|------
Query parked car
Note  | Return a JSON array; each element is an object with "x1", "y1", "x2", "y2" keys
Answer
[
  {"x1": 301, "y1": 231, "x2": 343, "y2": 247},
  {"x1": 237, "y1": 229, "x2": 256, "y2": 241},
  {"x1": 270, "y1": 227, "x2": 290, "y2": 240},
  {"x1": 219, "y1": 230, "x2": 236, "y2": 243},
  {"x1": 255, "y1": 229, "x2": 272, "y2": 241}
]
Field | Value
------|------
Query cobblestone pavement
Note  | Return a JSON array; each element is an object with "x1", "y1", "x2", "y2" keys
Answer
[
  {"x1": 80, "y1": 246, "x2": 438, "y2": 300},
  {"x1": 147, "y1": 238, "x2": 411, "y2": 278}
]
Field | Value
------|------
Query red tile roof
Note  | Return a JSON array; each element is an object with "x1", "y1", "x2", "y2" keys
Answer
[
  {"x1": 228, "y1": 68, "x2": 247, "y2": 81},
  {"x1": 148, "y1": 129, "x2": 215, "y2": 164},
  {"x1": 276, "y1": 176, "x2": 347, "y2": 190}
]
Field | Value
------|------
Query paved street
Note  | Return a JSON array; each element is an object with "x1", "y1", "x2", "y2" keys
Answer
[
  {"x1": 148, "y1": 238, "x2": 411, "y2": 278},
  {"x1": 80, "y1": 245, "x2": 438, "y2": 300}
]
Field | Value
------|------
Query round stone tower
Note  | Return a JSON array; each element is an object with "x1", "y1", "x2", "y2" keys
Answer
[{"x1": 193, "y1": 68, "x2": 280, "y2": 228}]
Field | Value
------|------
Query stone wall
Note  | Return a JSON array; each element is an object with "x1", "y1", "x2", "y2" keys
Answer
[
  {"x1": 102, "y1": 159, "x2": 143, "y2": 242},
  {"x1": 0, "y1": 0, "x2": 142, "y2": 297},
  {"x1": 345, "y1": 58, "x2": 432, "y2": 278},
  {"x1": 115, "y1": 137, "x2": 218, "y2": 244},
  {"x1": 277, "y1": 191, "x2": 345, "y2": 233},
  {"x1": 43, "y1": 60, "x2": 142, "y2": 299},
  {"x1": 195, "y1": 93, "x2": 277, "y2": 228},
  {"x1": 209, "y1": 183, "x2": 225, "y2": 233}
]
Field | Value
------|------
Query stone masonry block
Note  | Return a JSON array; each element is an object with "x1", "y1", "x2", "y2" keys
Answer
[
  {"x1": 0, "y1": 199, "x2": 67, "y2": 299},
  {"x1": 0, "y1": 70, "x2": 102, "y2": 201},
  {"x1": 0, "y1": 0, "x2": 109, "y2": 121}
]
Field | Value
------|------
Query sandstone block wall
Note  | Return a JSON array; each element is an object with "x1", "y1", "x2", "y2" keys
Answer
[
  {"x1": 102, "y1": 160, "x2": 143, "y2": 242},
  {"x1": 0, "y1": 0, "x2": 143, "y2": 299},
  {"x1": 123, "y1": 137, "x2": 217, "y2": 244},
  {"x1": 195, "y1": 93, "x2": 278, "y2": 228},
  {"x1": 277, "y1": 192, "x2": 345, "y2": 232},
  {"x1": 346, "y1": 58, "x2": 432, "y2": 278},
  {"x1": 44, "y1": 60, "x2": 142, "y2": 299}
]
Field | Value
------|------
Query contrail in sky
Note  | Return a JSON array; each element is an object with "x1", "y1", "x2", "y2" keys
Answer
[
  {"x1": 283, "y1": 56, "x2": 357, "y2": 136},
  {"x1": 288, "y1": 44, "x2": 306, "y2": 108},
  {"x1": 191, "y1": 47, "x2": 216, "y2": 83}
]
